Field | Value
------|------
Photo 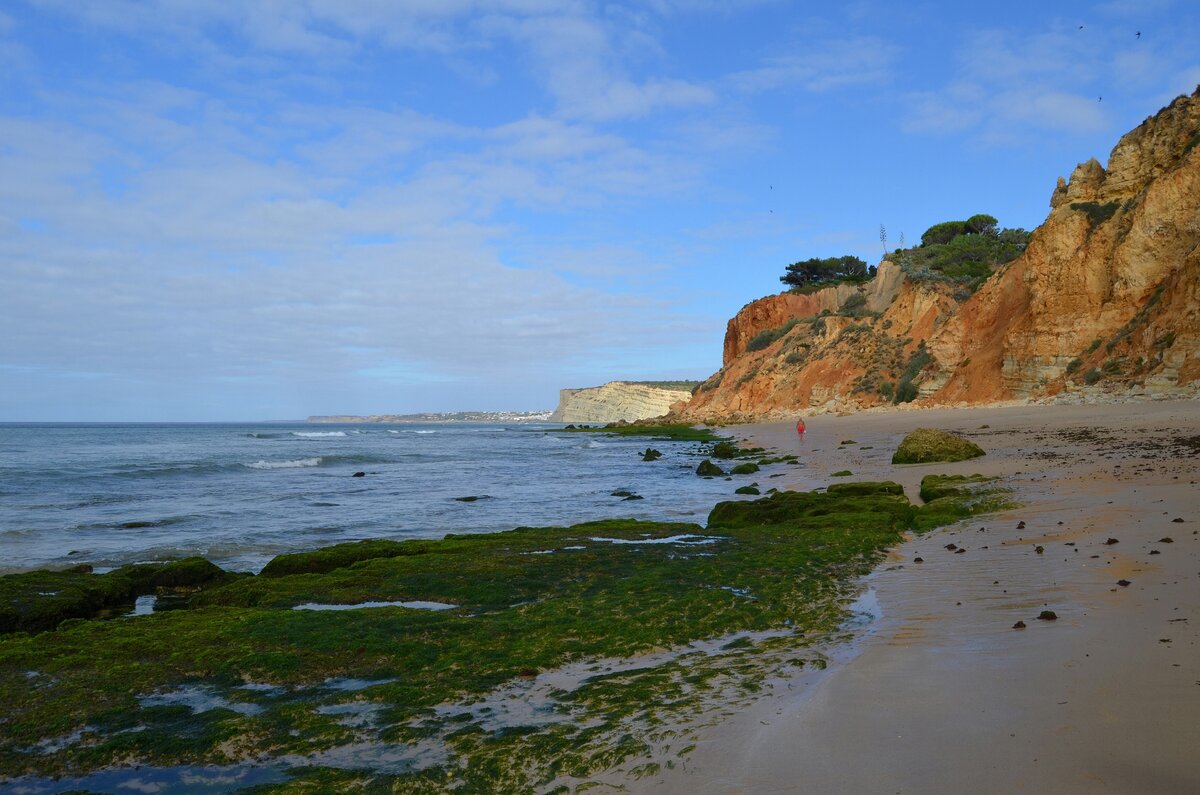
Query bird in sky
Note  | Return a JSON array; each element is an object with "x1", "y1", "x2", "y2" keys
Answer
[{"x1": 1136, "y1": 31, "x2": 1141, "y2": 39}]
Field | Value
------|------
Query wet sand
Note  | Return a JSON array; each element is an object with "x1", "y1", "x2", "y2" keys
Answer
[{"x1": 641, "y1": 399, "x2": 1200, "y2": 794}]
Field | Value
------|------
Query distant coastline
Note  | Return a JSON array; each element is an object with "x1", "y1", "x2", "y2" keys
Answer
[{"x1": 307, "y1": 410, "x2": 554, "y2": 423}]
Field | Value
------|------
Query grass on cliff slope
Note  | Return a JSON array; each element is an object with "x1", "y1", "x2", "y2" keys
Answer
[{"x1": 0, "y1": 480, "x2": 1010, "y2": 793}]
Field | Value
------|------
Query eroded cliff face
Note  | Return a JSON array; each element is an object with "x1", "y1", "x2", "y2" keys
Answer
[
  {"x1": 550, "y1": 382, "x2": 695, "y2": 423},
  {"x1": 675, "y1": 88, "x2": 1200, "y2": 423}
]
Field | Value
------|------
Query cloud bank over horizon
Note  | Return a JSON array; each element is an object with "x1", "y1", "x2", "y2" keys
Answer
[{"x1": 2, "y1": 0, "x2": 1197, "y2": 420}]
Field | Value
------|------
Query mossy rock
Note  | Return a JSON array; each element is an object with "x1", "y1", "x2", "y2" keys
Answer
[
  {"x1": 734, "y1": 486, "x2": 760, "y2": 495},
  {"x1": 696, "y1": 460, "x2": 725, "y2": 477},
  {"x1": 150, "y1": 557, "x2": 232, "y2": 589},
  {"x1": 918, "y1": 474, "x2": 990, "y2": 502},
  {"x1": 891, "y1": 428, "x2": 984, "y2": 464},
  {"x1": 710, "y1": 441, "x2": 739, "y2": 459},
  {"x1": 826, "y1": 481, "x2": 904, "y2": 497},
  {"x1": 831, "y1": 470, "x2": 852, "y2": 477},
  {"x1": 0, "y1": 559, "x2": 236, "y2": 634},
  {"x1": 730, "y1": 462, "x2": 760, "y2": 475},
  {"x1": 707, "y1": 487, "x2": 914, "y2": 530},
  {"x1": 260, "y1": 538, "x2": 432, "y2": 578}
]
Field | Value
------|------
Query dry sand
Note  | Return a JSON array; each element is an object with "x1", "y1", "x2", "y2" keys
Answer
[{"x1": 636, "y1": 399, "x2": 1200, "y2": 794}]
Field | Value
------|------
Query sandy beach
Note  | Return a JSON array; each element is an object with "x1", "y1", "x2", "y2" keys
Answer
[{"x1": 638, "y1": 398, "x2": 1200, "y2": 794}]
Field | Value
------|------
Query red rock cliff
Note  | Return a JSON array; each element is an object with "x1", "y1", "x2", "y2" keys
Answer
[{"x1": 675, "y1": 88, "x2": 1200, "y2": 423}]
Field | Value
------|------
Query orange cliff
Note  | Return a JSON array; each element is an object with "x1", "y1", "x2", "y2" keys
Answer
[{"x1": 673, "y1": 88, "x2": 1200, "y2": 423}]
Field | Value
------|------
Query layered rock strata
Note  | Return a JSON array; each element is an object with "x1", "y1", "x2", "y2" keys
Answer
[
  {"x1": 673, "y1": 87, "x2": 1200, "y2": 423},
  {"x1": 550, "y1": 382, "x2": 695, "y2": 423}
]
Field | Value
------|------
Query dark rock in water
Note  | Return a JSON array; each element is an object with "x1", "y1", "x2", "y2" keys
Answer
[
  {"x1": 954, "y1": 548, "x2": 966, "y2": 554},
  {"x1": 611, "y1": 490, "x2": 635, "y2": 498},
  {"x1": 696, "y1": 460, "x2": 725, "y2": 477},
  {"x1": 1035, "y1": 545, "x2": 1044, "y2": 554},
  {"x1": 1037, "y1": 610, "x2": 1058, "y2": 621},
  {"x1": 840, "y1": 439, "x2": 857, "y2": 445},
  {"x1": 565, "y1": 424, "x2": 576, "y2": 429},
  {"x1": 730, "y1": 462, "x2": 760, "y2": 475},
  {"x1": 1017, "y1": 521, "x2": 1026, "y2": 529},
  {"x1": 1171, "y1": 517, "x2": 1184, "y2": 523},
  {"x1": 1104, "y1": 537, "x2": 1119, "y2": 545},
  {"x1": 913, "y1": 556, "x2": 924, "y2": 563},
  {"x1": 711, "y1": 441, "x2": 739, "y2": 459},
  {"x1": 944, "y1": 543, "x2": 958, "y2": 551},
  {"x1": 1117, "y1": 579, "x2": 1132, "y2": 587},
  {"x1": 642, "y1": 448, "x2": 663, "y2": 462},
  {"x1": 454, "y1": 495, "x2": 484, "y2": 502},
  {"x1": 1013, "y1": 620, "x2": 1026, "y2": 629},
  {"x1": 1150, "y1": 549, "x2": 1161, "y2": 555},
  {"x1": 121, "y1": 520, "x2": 158, "y2": 529},
  {"x1": 622, "y1": 494, "x2": 644, "y2": 501},
  {"x1": 735, "y1": 486, "x2": 760, "y2": 495},
  {"x1": 352, "y1": 471, "x2": 366, "y2": 477},
  {"x1": 1158, "y1": 537, "x2": 1175, "y2": 543}
]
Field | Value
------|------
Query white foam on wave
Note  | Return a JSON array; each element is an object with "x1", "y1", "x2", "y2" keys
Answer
[
  {"x1": 415, "y1": 430, "x2": 436, "y2": 434},
  {"x1": 244, "y1": 457, "x2": 322, "y2": 470},
  {"x1": 292, "y1": 431, "x2": 347, "y2": 438}
]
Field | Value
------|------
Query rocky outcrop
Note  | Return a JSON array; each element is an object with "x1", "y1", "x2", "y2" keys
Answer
[
  {"x1": 674, "y1": 87, "x2": 1200, "y2": 422},
  {"x1": 550, "y1": 381, "x2": 696, "y2": 423}
]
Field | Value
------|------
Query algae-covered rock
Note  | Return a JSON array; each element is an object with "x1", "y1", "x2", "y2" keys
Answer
[
  {"x1": 150, "y1": 557, "x2": 232, "y2": 588},
  {"x1": 0, "y1": 558, "x2": 237, "y2": 635},
  {"x1": 891, "y1": 428, "x2": 984, "y2": 464},
  {"x1": 710, "y1": 441, "x2": 739, "y2": 459},
  {"x1": 696, "y1": 460, "x2": 725, "y2": 477},
  {"x1": 826, "y1": 481, "x2": 904, "y2": 497},
  {"x1": 260, "y1": 538, "x2": 430, "y2": 578},
  {"x1": 918, "y1": 474, "x2": 990, "y2": 502},
  {"x1": 0, "y1": 569, "x2": 138, "y2": 634},
  {"x1": 730, "y1": 462, "x2": 760, "y2": 475},
  {"x1": 708, "y1": 486, "x2": 913, "y2": 530},
  {"x1": 641, "y1": 448, "x2": 662, "y2": 461},
  {"x1": 734, "y1": 486, "x2": 760, "y2": 495}
]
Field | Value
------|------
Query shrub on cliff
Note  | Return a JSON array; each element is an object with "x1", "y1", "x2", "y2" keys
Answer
[
  {"x1": 780, "y1": 255, "x2": 876, "y2": 291},
  {"x1": 746, "y1": 319, "x2": 800, "y2": 352},
  {"x1": 891, "y1": 428, "x2": 985, "y2": 464},
  {"x1": 896, "y1": 214, "x2": 1029, "y2": 292}
]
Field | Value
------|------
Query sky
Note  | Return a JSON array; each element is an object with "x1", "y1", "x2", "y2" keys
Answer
[{"x1": 1, "y1": 1, "x2": 1198, "y2": 421}]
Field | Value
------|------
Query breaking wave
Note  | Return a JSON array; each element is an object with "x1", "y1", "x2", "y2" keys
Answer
[{"x1": 244, "y1": 457, "x2": 322, "y2": 470}]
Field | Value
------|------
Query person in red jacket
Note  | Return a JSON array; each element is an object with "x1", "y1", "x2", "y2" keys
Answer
[{"x1": 796, "y1": 418, "x2": 806, "y2": 435}]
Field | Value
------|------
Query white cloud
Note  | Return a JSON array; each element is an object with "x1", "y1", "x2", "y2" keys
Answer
[{"x1": 730, "y1": 36, "x2": 897, "y2": 94}]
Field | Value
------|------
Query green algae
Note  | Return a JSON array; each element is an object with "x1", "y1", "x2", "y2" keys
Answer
[
  {"x1": 0, "y1": 483, "x2": 1014, "y2": 791},
  {"x1": 913, "y1": 474, "x2": 1016, "y2": 532},
  {"x1": 0, "y1": 558, "x2": 242, "y2": 635},
  {"x1": 891, "y1": 428, "x2": 985, "y2": 464},
  {"x1": 558, "y1": 424, "x2": 724, "y2": 442}
]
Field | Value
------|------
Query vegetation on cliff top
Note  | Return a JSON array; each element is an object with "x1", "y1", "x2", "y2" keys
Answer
[
  {"x1": 780, "y1": 255, "x2": 876, "y2": 292},
  {"x1": 893, "y1": 214, "x2": 1030, "y2": 292}
]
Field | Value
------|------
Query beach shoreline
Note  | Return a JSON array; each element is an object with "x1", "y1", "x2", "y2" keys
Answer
[{"x1": 638, "y1": 398, "x2": 1200, "y2": 793}]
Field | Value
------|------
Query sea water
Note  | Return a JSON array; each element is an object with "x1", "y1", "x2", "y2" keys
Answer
[{"x1": 0, "y1": 423, "x2": 763, "y2": 574}]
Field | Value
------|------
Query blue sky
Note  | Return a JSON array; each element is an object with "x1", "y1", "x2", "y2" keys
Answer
[{"x1": 1, "y1": 1, "x2": 1197, "y2": 421}]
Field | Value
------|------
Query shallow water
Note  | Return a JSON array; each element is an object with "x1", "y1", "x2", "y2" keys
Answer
[{"x1": 0, "y1": 422, "x2": 791, "y2": 573}]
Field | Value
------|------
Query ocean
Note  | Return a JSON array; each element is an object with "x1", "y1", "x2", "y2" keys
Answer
[{"x1": 0, "y1": 422, "x2": 765, "y2": 575}]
